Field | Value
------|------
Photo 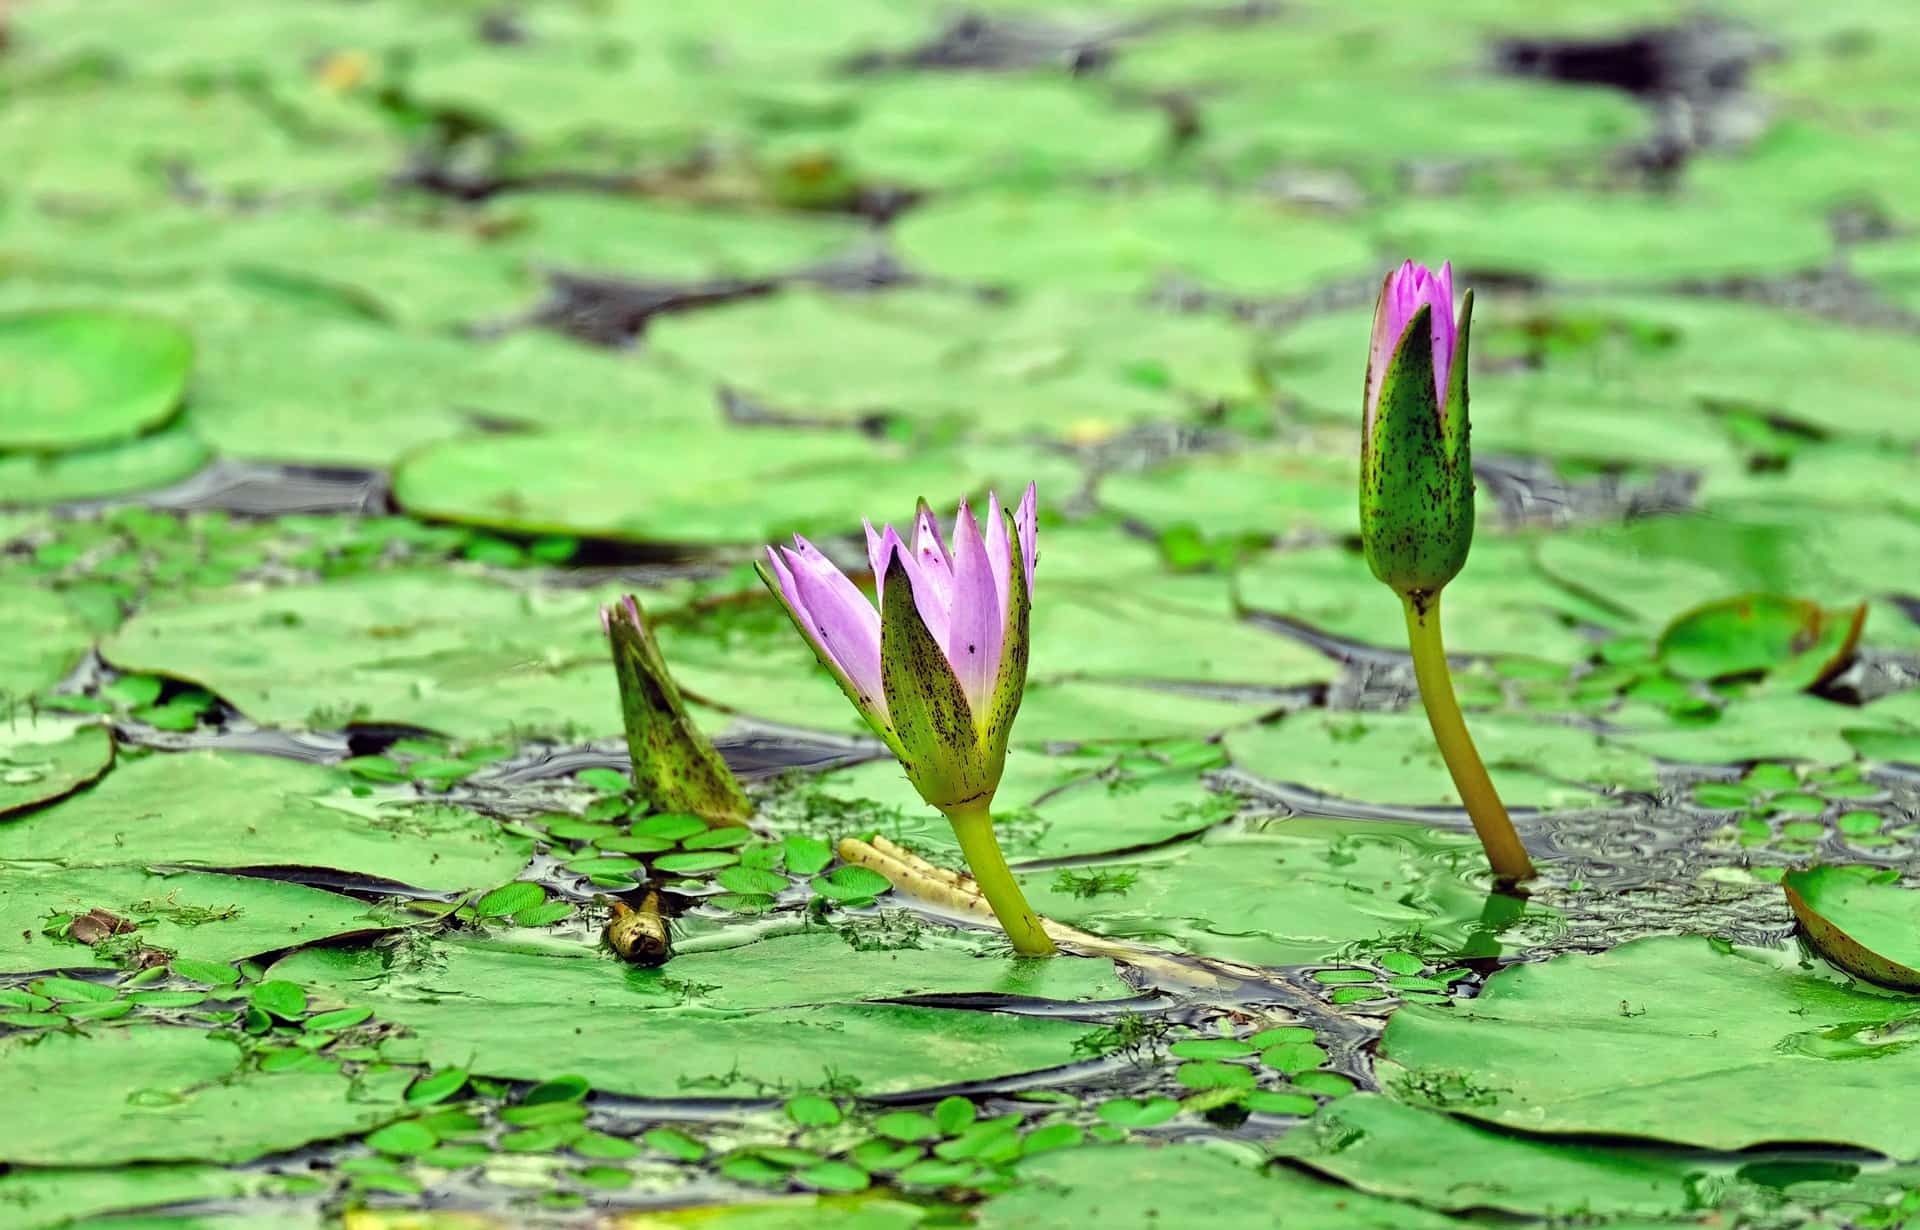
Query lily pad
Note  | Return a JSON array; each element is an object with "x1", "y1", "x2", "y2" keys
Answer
[
  {"x1": 1014, "y1": 818, "x2": 1523, "y2": 968},
  {"x1": 1225, "y1": 710, "x2": 1656, "y2": 811},
  {"x1": 0, "y1": 418, "x2": 212, "y2": 506},
  {"x1": 0, "y1": 308, "x2": 192, "y2": 452},
  {"x1": 0, "y1": 865, "x2": 387, "y2": 974},
  {"x1": 1291, "y1": 1094, "x2": 1733, "y2": 1218},
  {"x1": 0, "y1": 750, "x2": 532, "y2": 893},
  {"x1": 392, "y1": 429, "x2": 1079, "y2": 548},
  {"x1": 893, "y1": 185, "x2": 1374, "y2": 298},
  {"x1": 1382, "y1": 936, "x2": 1920, "y2": 1158},
  {"x1": 3, "y1": 1026, "x2": 408, "y2": 1165},
  {"x1": 271, "y1": 931, "x2": 1132, "y2": 1097},
  {"x1": 976, "y1": 1142, "x2": 1460, "y2": 1230},
  {"x1": 0, "y1": 586, "x2": 91, "y2": 705},
  {"x1": 103, "y1": 572, "x2": 625, "y2": 743},
  {"x1": 0, "y1": 717, "x2": 113, "y2": 818},
  {"x1": 648, "y1": 288, "x2": 1265, "y2": 436},
  {"x1": 1657, "y1": 594, "x2": 1865, "y2": 688},
  {"x1": 812, "y1": 743, "x2": 1239, "y2": 861},
  {"x1": 0, "y1": 1164, "x2": 279, "y2": 1230},
  {"x1": 1783, "y1": 865, "x2": 1920, "y2": 991}
]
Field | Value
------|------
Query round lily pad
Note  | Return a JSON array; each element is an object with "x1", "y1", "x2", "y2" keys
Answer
[
  {"x1": 1783, "y1": 865, "x2": 1920, "y2": 991},
  {"x1": 392, "y1": 429, "x2": 1079, "y2": 547},
  {"x1": 0, "y1": 308, "x2": 192, "y2": 451},
  {"x1": 0, "y1": 717, "x2": 113, "y2": 818},
  {"x1": 1382, "y1": 936, "x2": 1920, "y2": 1158}
]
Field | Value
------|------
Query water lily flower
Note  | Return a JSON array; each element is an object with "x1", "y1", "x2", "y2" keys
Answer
[
  {"x1": 759, "y1": 485, "x2": 1055, "y2": 955},
  {"x1": 1359, "y1": 261, "x2": 1534, "y2": 885}
]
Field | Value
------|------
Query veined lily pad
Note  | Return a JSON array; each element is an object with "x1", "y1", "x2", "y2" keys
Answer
[
  {"x1": 0, "y1": 716, "x2": 113, "y2": 818},
  {"x1": 0, "y1": 865, "x2": 387, "y2": 974},
  {"x1": 1289, "y1": 1094, "x2": 1737, "y2": 1218},
  {"x1": 1783, "y1": 865, "x2": 1920, "y2": 992},
  {"x1": 1657, "y1": 594, "x2": 1865, "y2": 689},
  {"x1": 3, "y1": 1026, "x2": 409, "y2": 1165},
  {"x1": 0, "y1": 750, "x2": 531, "y2": 894},
  {"x1": 976, "y1": 1142, "x2": 1459, "y2": 1230},
  {"x1": 0, "y1": 308, "x2": 192, "y2": 452},
  {"x1": 1382, "y1": 936, "x2": 1920, "y2": 1158},
  {"x1": 271, "y1": 931, "x2": 1132, "y2": 1098},
  {"x1": 392, "y1": 429, "x2": 1079, "y2": 548}
]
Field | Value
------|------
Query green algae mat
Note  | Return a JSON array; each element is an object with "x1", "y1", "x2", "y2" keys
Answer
[{"x1": 7, "y1": 1, "x2": 1920, "y2": 1227}]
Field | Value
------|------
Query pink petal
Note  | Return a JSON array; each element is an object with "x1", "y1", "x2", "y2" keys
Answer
[
  {"x1": 780, "y1": 543, "x2": 884, "y2": 715},
  {"x1": 984, "y1": 490, "x2": 1011, "y2": 632},
  {"x1": 1015, "y1": 482, "x2": 1038, "y2": 594},
  {"x1": 867, "y1": 521, "x2": 949, "y2": 647},
  {"x1": 912, "y1": 502, "x2": 955, "y2": 611},
  {"x1": 945, "y1": 498, "x2": 1003, "y2": 715}
]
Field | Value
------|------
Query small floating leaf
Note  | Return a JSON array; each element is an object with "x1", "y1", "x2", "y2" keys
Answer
[
  {"x1": 1783, "y1": 865, "x2": 1920, "y2": 991},
  {"x1": 1658, "y1": 593, "x2": 1865, "y2": 689}
]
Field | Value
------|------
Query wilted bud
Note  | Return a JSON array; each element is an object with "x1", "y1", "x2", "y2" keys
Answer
[
  {"x1": 602, "y1": 595, "x2": 751, "y2": 826},
  {"x1": 1359, "y1": 260, "x2": 1475, "y2": 607}
]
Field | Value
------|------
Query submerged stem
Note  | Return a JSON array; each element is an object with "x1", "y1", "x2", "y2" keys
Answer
[
  {"x1": 941, "y1": 800, "x2": 1057, "y2": 956},
  {"x1": 1402, "y1": 592, "x2": 1536, "y2": 887}
]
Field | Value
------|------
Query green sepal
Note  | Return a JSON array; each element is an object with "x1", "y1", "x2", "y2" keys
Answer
[
  {"x1": 754, "y1": 560, "x2": 907, "y2": 763},
  {"x1": 1360, "y1": 301, "x2": 1474, "y2": 604},
  {"x1": 604, "y1": 595, "x2": 751, "y2": 825},
  {"x1": 977, "y1": 505, "x2": 1031, "y2": 777},
  {"x1": 879, "y1": 548, "x2": 992, "y2": 811}
]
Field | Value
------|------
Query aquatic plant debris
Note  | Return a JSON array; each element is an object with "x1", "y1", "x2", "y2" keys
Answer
[{"x1": 5, "y1": 0, "x2": 1920, "y2": 1223}]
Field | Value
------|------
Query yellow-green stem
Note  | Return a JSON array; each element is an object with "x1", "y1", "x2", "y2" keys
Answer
[
  {"x1": 942, "y1": 800, "x2": 1057, "y2": 956},
  {"x1": 1402, "y1": 592, "x2": 1536, "y2": 886}
]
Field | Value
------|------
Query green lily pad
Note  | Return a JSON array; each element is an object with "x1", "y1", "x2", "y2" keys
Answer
[
  {"x1": 1658, "y1": 594, "x2": 1865, "y2": 689},
  {"x1": 102, "y1": 572, "x2": 626, "y2": 743},
  {"x1": 0, "y1": 717, "x2": 113, "y2": 818},
  {"x1": 1783, "y1": 865, "x2": 1920, "y2": 992},
  {"x1": 893, "y1": 185, "x2": 1375, "y2": 298},
  {"x1": 0, "y1": 586, "x2": 91, "y2": 705},
  {"x1": 1234, "y1": 536, "x2": 1605, "y2": 663},
  {"x1": 1382, "y1": 936, "x2": 1920, "y2": 1158},
  {"x1": 649, "y1": 288, "x2": 1267, "y2": 436},
  {"x1": 0, "y1": 308, "x2": 192, "y2": 452},
  {"x1": 1290, "y1": 1094, "x2": 1735, "y2": 1218},
  {"x1": 392, "y1": 429, "x2": 1079, "y2": 547},
  {"x1": 3, "y1": 1026, "x2": 408, "y2": 1165},
  {"x1": 0, "y1": 750, "x2": 531, "y2": 893},
  {"x1": 0, "y1": 1163, "x2": 280, "y2": 1230},
  {"x1": 271, "y1": 931, "x2": 1132, "y2": 1097},
  {"x1": 0, "y1": 865, "x2": 387, "y2": 974},
  {"x1": 0, "y1": 417, "x2": 211, "y2": 506},
  {"x1": 1225, "y1": 710, "x2": 1656, "y2": 810},
  {"x1": 814, "y1": 744, "x2": 1239, "y2": 862},
  {"x1": 1014, "y1": 818, "x2": 1527, "y2": 968},
  {"x1": 976, "y1": 1142, "x2": 1460, "y2": 1230},
  {"x1": 1378, "y1": 190, "x2": 1833, "y2": 281}
]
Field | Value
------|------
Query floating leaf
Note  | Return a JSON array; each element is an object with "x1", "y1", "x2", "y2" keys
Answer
[
  {"x1": 1783, "y1": 865, "x2": 1920, "y2": 992},
  {"x1": 1658, "y1": 593, "x2": 1865, "y2": 689}
]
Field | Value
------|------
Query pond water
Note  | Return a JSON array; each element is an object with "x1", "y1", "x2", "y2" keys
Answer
[{"x1": 5, "y1": 1, "x2": 1920, "y2": 1228}]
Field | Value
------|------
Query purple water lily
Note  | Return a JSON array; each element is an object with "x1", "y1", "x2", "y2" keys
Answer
[{"x1": 758, "y1": 484, "x2": 1054, "y2": 954}]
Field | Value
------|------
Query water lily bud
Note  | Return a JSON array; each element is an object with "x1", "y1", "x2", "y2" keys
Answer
[
  {"x1": 1359, "y1": 259, "x2": 1475, "y2": 606},
  {"x1": 602, "y1": 594, "x2": 751, "y2": 825},
  {"x1": 759, "y1": 485, "x2": 1037, "y2": 814}
]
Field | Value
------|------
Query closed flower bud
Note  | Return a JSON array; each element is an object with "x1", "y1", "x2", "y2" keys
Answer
[{"x1": 1359, "y1": 259, "x2": 1475, "y2": 607}]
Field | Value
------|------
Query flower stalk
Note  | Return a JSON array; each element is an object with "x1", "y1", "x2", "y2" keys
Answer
[
  {"x1": 1359, "y1": 260, "x2": 1534, "y2": 887},
  {"x1": 943, "y1": 799, "x2": 1054, "y2": 956},
  {"x1": 1402, "y1": 592, "x2": 1534, "y2": 885}
]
